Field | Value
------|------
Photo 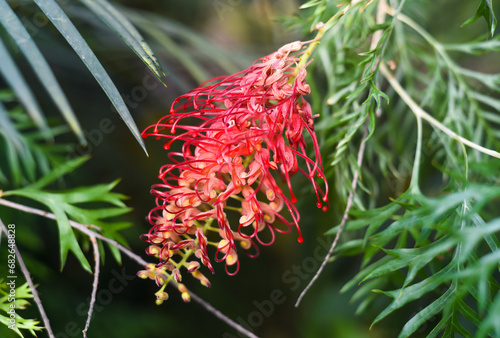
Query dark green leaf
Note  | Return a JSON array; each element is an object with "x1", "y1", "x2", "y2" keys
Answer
[
  {"x1": 0, "y1": 0, "x2": 84, "y2": 143},
  {"x1": 462, "y1": 0, "x2": 497, "y2": 37},
  {"x1": 80, "y1": 0, "x2": 166, "y2": 85},
  {"x1": 33, "y1": 0, "x2": 148, "y2": 154}
]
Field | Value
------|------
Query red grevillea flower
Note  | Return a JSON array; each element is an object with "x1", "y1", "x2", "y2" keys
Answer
[{"x1": 138, "y1": 41, "x2": 328, "y2": 304}]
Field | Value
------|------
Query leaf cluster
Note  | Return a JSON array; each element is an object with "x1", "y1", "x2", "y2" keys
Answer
[
  {"x1": 299, "y1": 0, "x2": 500, "y2": 336},
  {"x1": 0, "y1": 282, "x2": 43, "y2": 337}
]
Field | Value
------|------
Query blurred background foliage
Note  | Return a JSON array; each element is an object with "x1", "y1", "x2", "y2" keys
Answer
[{"x1": 0, "y1": 0, "x2": 499, "y2": 337}]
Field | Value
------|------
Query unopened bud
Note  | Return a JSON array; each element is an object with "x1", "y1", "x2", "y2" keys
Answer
[
  {"x1": 156, "y1": 291, "x2": 169, "y2": 301},
  {"x1": 181, "y1": 292, "x2": 191, "y2": 302},
  {"x1": 172, "y1": 268, "x2": 182, "y2": 283},
  {"x1": 146, "y1": 245, "x2": 161, "y2": 257},
  {"x1": 193, "y1": 271, "x2": 211, "y2": 288},
  {"x1": 137, "y1": 270, "x2": 154, "y2": 279},
  {"x1": 178, "y1": 283, "x2": 188, "y2": 293},
  {"x1": 187, "y1": 261, "x2": 200, "y2": 273},
  {"x1": 155, "y1": 274, "x2": 166, "y2": 286}
]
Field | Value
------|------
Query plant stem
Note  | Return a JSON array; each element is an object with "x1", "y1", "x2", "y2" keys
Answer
[
  {"x1": 380, "y1": 62, "x2": 500, "y2": 159},
  {"x1": 410, "y1": 114, "x2": 423, "y2": 194},
  {"x1": 295, "y1": 120, "x2": 369, "y2": 307},
  {"x1": 82, "y1": 236, "x2": 100, "y2": 338},
  {"x1": 295, "y1": 0, "x2": 365, "y2": 73}
]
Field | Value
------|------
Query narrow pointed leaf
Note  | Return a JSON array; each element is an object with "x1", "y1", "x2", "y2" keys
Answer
[
  {"x1": 398, "y1": 287, "x2": 455, "y2": 337},
  {"x1": 0, "y1": 38, "x2": 49, "y2": 138},
  {"x1": 0, "y1": 0, "x2": 84, "y2": 143},
  {"x1": 80, "y1": 0, "x2": 165, "y2": 84},
  {"x1": 25, "y1": 155, "x2": 90, "y2": 190},
  {"x1": 461, "y1": 0, "x2": 497, "y2": 37},
  {"x1": 33, "y1": 0, "x2": 147, "y2": 154}
]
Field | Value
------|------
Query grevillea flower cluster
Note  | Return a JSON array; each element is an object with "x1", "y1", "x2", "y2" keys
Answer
[{"x1": 138, "y1": 41, "x2": 328, "y2": 304}]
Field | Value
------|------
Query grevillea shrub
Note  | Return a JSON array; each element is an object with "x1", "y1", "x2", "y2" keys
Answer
[{"x1": 138, "y1": 41, "x2": 328, "y2": 304}]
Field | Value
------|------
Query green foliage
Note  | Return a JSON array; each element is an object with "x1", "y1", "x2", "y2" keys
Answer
[
  {"x1": 79, "y1": 0, "x2": 166, "y2": 85},
  {"x1": 3, "y1": 156, "x2": 132, "y2": 271},
  {"x1": 0, "y1": 0, "x2": 83, "y2": 143},
  {"x1": 0, "y1": 282, "x2": 43, "y2": 337},
  {"x1": 303, "y1": 1, "x2": 500, "y2": 336},
  {"x1": 462, "y1": 0, "x2": 497, "y2": 37},
  {"x1": 337, "y1": 185, "x2": 500, "y2": 336},
  {"x1": 0, "y1": 90, "x2": 71, "y2": 188},
  {"x1": 0, "y1": 0, "x2": 165, "y2": 153}
]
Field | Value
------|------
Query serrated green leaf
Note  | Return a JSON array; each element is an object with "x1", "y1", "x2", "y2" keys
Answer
[
  {"x1": 3, "y1": 172, "x2": 131, "y2": 270},
  {"x1": 59, "y1": 179, "x2": 126, "y2": 207},
  {"x1": 0, "y1": 282, "x2": 43, "y2": 336},
  {"x1": 5, "y1": 189, "x2": 91, "y2": 271},
  {"x1": 32, "y1": 0, "x2": 147, "y2": 154}
]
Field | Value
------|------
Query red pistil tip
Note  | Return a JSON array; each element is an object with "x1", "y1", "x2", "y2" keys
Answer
[
  {"x1": 316, "y1": 202, "x2": 322, "y2": 208},
  {"x1": 322, "y1": 206, "x2": 328, "y2": 212},
  {"x1": 298, "y1": 235, "x2": 303, "y2": 244},
  {"x1": 291, "y1": 196, "x2": 297, "y2": 204}
]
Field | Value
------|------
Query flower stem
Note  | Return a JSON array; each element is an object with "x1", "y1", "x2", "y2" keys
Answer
[{"x1": 295, "y1": 0, "x2": 366, "y2": 73}]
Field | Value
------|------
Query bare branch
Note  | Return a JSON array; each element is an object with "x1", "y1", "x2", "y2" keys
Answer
[
  {"x1": 82, "y1": 236, "x2": 100, "y2": 338},
  {"x1": 295, "y1": 121, "x2": 369, "y2": 307}
]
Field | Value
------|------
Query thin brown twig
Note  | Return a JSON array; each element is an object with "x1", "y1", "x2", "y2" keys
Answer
[
  {"x1": 0, "y1": 217, "x2": 55, "y2": 337},
  {"x1": 295, "y1": 121, "x2": 369, "y2": 307},
  {"x1": 82, "y1": 236, "x2": 100, "y2": 338},
  {"x1": 0, "y1": 198, "x2": 259, "y2": 338},
  {"x1": 295, "y1": 0, "x2": 387, "y2": 308}
]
